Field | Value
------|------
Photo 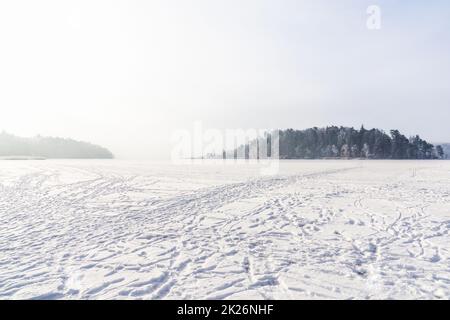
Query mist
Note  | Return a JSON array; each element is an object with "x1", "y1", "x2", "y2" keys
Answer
[{"x1": 1, "y1": 0, "x2": 449, "y2": 159}]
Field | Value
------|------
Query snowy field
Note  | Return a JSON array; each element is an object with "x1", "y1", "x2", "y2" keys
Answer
[{"x1": 1, "y1": 160, "x2": 450, "y2": 300}]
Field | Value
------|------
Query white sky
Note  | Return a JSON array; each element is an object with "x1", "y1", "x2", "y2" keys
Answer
[{"x1": 1, "y1": 0, "x2": 449, "y2": 159}]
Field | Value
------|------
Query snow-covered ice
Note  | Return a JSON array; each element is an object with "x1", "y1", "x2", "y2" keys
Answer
[{"x1": 1, "y1": 160, "x2": 450, "y2": 300}]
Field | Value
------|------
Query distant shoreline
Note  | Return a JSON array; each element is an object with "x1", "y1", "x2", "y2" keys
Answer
[
  {"x1": 0, "y1": 132, "x2": 114, "y2": 159},
  {"x1": 0, "y1": 156, "x2": 118, "y2": 160},
  {"x1": 0, "y1": 156, "x2": 47, "y2": 160}
]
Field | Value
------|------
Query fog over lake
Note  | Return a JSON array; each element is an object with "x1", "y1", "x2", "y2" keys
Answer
[{"x1": 1, "y1": 1, "x2": 450, "y2": 159}]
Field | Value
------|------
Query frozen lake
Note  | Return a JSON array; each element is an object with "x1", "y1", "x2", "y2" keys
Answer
[{"x1": 1, "y1": 160, "x2": 450, "y2": 299}]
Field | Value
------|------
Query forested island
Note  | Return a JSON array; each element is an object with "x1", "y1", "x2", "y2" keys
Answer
[
  {"x1": 230, "y1": 126, "x2": 446, "y2": 160},
  {"x1": 0, "y1": 132, "x2": 113, "y2": 159}
]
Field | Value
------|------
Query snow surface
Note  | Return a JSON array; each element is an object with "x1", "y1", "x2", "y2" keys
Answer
[{"x1": 1, "y1": 160, "x2": 450, "y2": 300}]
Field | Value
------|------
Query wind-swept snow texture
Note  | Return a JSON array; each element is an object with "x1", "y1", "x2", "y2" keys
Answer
[{"x1": 1, "y1": 160, "x2": 450, "y2": 300}]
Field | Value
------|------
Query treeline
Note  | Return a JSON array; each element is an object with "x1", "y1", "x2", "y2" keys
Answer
[
  {"x1": 277, "y1": 126, "x2": 443, "y2": 159},
  {"x1": 440, "y1": 144, "x2": 450, "y2": 159},
  {"x1": 227, "y1": 126, "x2": 444, "y2": 160},
  {"x1": 0, "y1": 132, "x2": 113, "y2": 159}
]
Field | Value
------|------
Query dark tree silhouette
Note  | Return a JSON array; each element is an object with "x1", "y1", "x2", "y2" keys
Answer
[{"x1": 231, "y1": 126, "x2": 442, "y2": 160}]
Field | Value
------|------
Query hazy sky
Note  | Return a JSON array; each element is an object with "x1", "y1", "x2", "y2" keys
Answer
[{"x1": 1, "y1": 0, "x2": 449, "y2": 159}]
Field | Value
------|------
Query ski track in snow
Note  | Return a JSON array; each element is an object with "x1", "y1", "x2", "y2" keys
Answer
[{"x1": 1, "y1": 160, "x2": 450, "y2": 300}]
